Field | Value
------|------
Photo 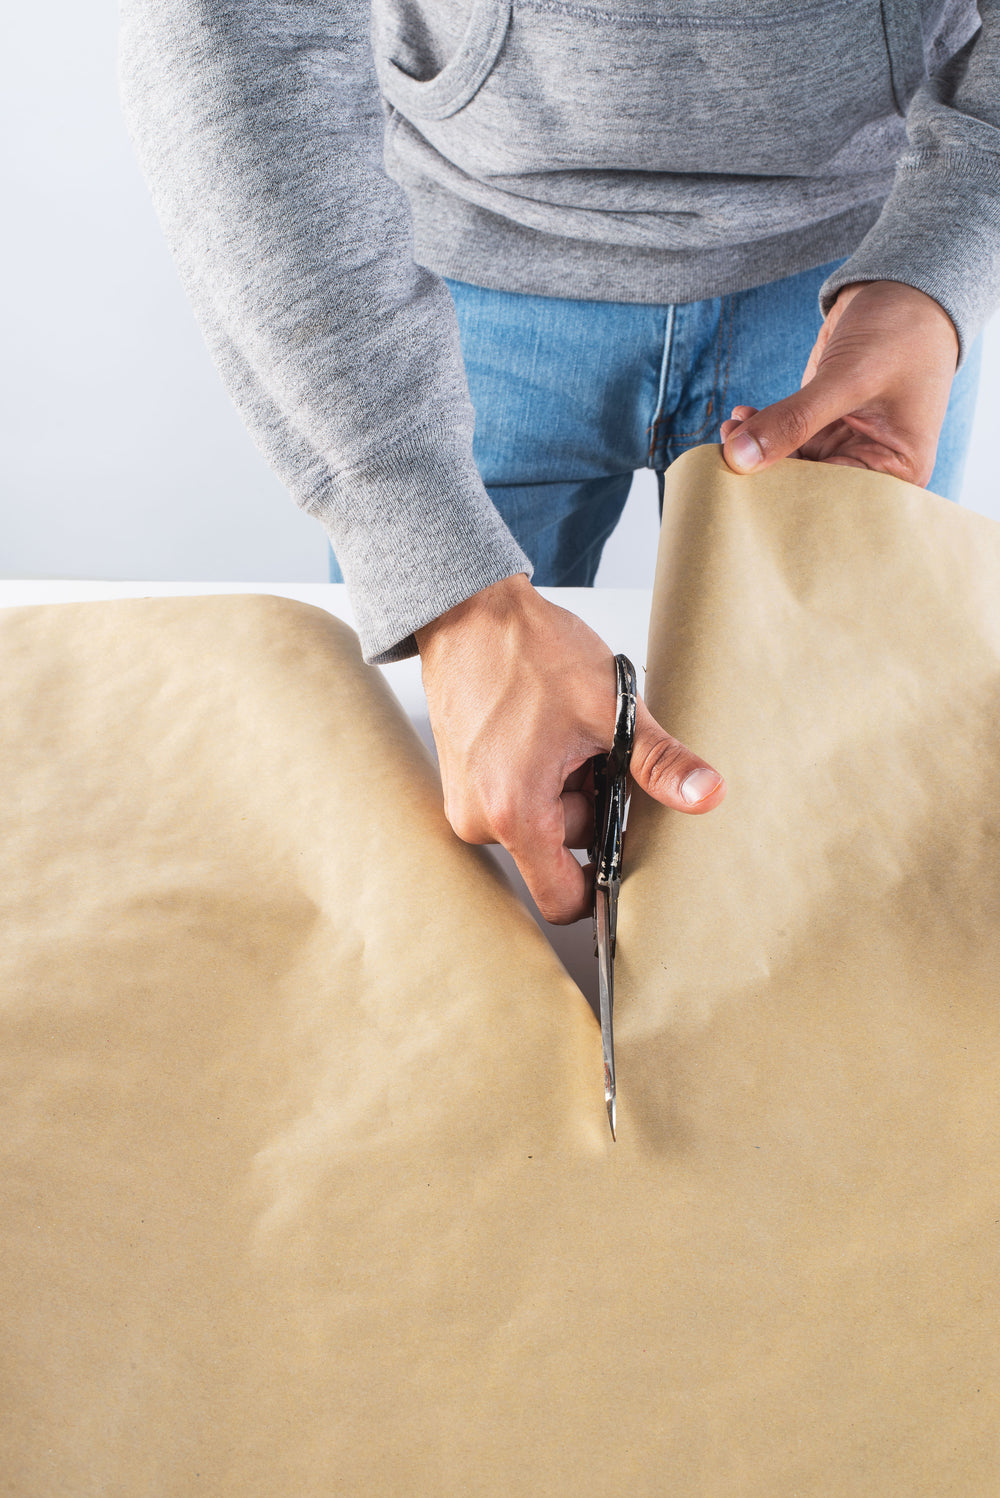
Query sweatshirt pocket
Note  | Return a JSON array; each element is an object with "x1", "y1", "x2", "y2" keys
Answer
[
  {"x1": 373, "y1": 0, "x2": 926, "y2": 180},
  {"x1": 373, "y1": 0, "x2": 513, "y2": 121},
  {"x1": 879, "y1": 0, "x2": 928, "y2": 112}
]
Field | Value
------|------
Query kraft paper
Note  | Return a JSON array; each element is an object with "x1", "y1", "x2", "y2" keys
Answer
[{"x1": 2, "y1": 445, "x2": 998, "y2": 1494}]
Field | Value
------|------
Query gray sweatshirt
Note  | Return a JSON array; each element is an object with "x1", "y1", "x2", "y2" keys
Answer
[{"x1": 119, "y1": 0, "x2": 1000, "y2": 662}]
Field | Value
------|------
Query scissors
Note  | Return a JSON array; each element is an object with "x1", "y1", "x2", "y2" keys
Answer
[{"x1": 591, "y1": 654, "x2": 637, "y2": 1141}]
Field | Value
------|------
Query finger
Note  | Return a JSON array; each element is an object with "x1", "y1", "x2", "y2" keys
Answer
[
  {"x1": 511, "y1": 810, "x2": 592, "y2": 923},
  {"x1": 563, "y1": 762, "x2": 592, "y2": 795},
  {"x1": 720, "y1": 406, "x2": 758, "y2": 443},
  {"x1": 629, "y1": 697, "x2": 726, "y2": 814},
  {"x1": 722, "y1": 364, "x2": 874, "y2": 475},
  {"x1": 561, "y1": 788, "x2": 594, "y2": 850},
  {"x1": 786, "y1": 411, "x2": 931, "y2": 484},
  {"x1": 798, "y1": 417, "x2": 930, "y2": 481}
]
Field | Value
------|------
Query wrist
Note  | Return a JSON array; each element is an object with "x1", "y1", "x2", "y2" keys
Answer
[
  {"x1": 832, "y1": 280, "x2": 959, "y2": 367},
  {"x1": 415, "y1": 572, "x2": 533, "y2": 658}
]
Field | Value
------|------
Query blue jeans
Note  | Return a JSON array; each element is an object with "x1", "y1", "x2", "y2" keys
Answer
[{"x1": 329, "y1": 262, "x2": 980, "y2": 584}]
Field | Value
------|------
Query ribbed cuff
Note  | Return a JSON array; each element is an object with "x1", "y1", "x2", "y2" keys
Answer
[
  {"x1": 819, "y1": 146, "x2": 1000, "y2": 366},
  {"x1": 300, "y1": 421, "x2": 532, "y2": 664}
]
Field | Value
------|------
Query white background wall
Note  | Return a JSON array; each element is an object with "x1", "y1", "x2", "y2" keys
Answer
[{"x1": 2, "y1": 5, "x2": 996, "y2": 585}]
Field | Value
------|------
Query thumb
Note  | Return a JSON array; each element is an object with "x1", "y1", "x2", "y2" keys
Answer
[
  {"x1": 629, "y1": 698, "x2": 726, "y2": 814},
  {"x1": 722, "y1": 366, "x2": 860, "y2": 474}
]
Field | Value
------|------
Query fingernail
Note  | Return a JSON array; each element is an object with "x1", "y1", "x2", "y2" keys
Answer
[
  {"x1": 728, "y1": 431, "x2": 762, "y2": 471},
  {"x1": 681, "y1": 767, "x2": 723, "y2": 805}
]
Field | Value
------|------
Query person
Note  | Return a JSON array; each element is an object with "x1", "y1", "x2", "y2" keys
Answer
[{"x1": 119, "y1": 0, "x2": 999, "y2": 924}]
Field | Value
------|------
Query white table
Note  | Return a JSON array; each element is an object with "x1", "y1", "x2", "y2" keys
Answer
[{"x1": 1, "y1": 582, "x2": 654, "y2": 1004}]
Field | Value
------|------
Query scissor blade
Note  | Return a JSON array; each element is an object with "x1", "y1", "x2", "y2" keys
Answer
[{"x1": 595, "y1": 882, "x2": 616, "y2": 1140}]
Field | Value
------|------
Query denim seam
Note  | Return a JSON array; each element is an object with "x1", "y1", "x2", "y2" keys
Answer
[
  {"x1": 646, "y1": 302, "x2": 676, "y2": 468},
  {"x1": 668, "y1": 294, "x2": 735, "y2": 454}
]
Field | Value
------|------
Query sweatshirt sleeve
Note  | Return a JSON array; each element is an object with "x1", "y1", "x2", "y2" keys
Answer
[
  {"x1": 118, "y1": 1, "x2": 531, "y2": 664},
  {"x1": 820, "y1": 2, "x2": 1000, "y2": 364}
]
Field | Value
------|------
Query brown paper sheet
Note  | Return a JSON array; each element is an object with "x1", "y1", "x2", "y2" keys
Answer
[{"x1": 2, "y1": 449, "x2": 999, "y2": 1493}]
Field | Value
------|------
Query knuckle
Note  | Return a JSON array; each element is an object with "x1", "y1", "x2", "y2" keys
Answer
[
  {"x1": 491, "y1": 787, "x2": 563, "y2": 853},
  {"x1": 448, "y1": 812, "x2": 478, "y2": 845},
  {"x1": 771, "y1": 401, "x2": 814, "y2": 451},
  {"x1": 488, "y1": 798, "x2": 521, "y2": 847},
  {"x1": 446, "y1": 793, "x2": 482, "y2": 845},
  {"x1": 633, "y1": 735, "x2": 688, "y2": 796}
]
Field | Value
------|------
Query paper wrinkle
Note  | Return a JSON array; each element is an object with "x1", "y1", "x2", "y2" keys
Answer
[
  {"x1": 3, "y1": 491, "x2": 1000, "y2": 1492},
  {"x1": 621, "y1": 450, "x2": 1000, "y2": 1040}
]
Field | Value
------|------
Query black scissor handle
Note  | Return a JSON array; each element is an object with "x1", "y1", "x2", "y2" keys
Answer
[
  {"x1": 592, "y1": 654, "x2": 638, "y2": 888},
  {"x1": 608, "y1": 654, "x2": 637, "y2": 779}
]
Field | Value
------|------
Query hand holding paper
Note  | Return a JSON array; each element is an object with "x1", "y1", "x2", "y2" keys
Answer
[
  {"x1": 721, "y1": 279, "x2": 960, "y2": 486},
  {"x1": 415, "y1": 572, "x2": 725, "y2": 925}
]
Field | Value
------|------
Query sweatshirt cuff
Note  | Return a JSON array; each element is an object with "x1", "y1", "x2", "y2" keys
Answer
[
  {"x1": 819, "y1": 140, "x2": 1000, "y2": 366},
  {"x1": 300, "y1": 422, "x2": 532, "y2": 664}
]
